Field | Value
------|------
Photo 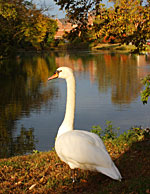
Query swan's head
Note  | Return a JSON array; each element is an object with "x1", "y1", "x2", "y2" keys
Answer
[{"x1": 48, "y1": 67, "x2": 73, "y2": 80}]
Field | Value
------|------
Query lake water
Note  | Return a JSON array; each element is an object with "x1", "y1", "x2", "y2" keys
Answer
[{"x1": 0, "y1": 51, "x2": 150, "y2": 158}]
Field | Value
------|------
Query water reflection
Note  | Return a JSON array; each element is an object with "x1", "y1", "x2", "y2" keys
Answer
[
  {"x1": 55, "y1": 52, "x2": 150, "y2": 105},
  {"x1": 0, "y1": 51, "x2": 150, "y2": 158},
  {"x1": 0, "y1": 53, "x2": 57, "y2": 158},
  {"x1": 1, "y1": 126, "x2": 36, "y2": 158}
]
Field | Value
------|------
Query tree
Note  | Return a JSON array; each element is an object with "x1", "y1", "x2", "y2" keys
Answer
[
  {"x1": 93, "y1": 0, "x2": 150, "y2": 52},
  {"x1": 53, "y1": 0, "x2": 102, "y2": 41},
  {"x1": 0, "y1": 0, "x2": 58, "y2": 56},
  {"x1": 20, "y1": 8, "x2": 57, "y2": 49}
]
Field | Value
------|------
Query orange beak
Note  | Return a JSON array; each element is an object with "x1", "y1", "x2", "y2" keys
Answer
[{"x1": 48, "y1": 72, "x2": 58, "y2": 81}]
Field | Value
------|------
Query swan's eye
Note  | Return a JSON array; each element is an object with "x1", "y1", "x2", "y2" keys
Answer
[{"x1": 56, "y1": 70, "x2": 62, "y2": 74}]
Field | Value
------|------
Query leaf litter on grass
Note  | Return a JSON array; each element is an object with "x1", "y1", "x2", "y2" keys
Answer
[{"x1": 0, "y1": 128, "x2": 150, "y2": 194}]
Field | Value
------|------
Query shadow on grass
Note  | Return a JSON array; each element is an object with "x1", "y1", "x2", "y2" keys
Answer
[{"x1": 57, "y1": 139, "x2": 150, "y2": 194}]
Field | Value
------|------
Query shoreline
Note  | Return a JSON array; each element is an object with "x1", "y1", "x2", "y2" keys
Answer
[
  {"x1": 0, "y1": 128, "x2": 150, "y2": 193},
  {"x1": 1, "y1": 43, "x2": 150, "y2": 59}
]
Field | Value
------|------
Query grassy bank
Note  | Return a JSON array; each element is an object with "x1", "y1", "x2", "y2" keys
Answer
[
  {"x1": 0, "y1": 126, "x2": 150, "y2": 194},
  {"x1": 92, "y1": 43, "x2": 137, "y2": 52},
  {"x1": 92, "y1": 42, "x2": 150, "y2": 53}
]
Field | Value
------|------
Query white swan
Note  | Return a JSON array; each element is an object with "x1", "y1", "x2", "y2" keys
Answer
[{"x1": 48, "y1": 67, "x2": 122, "y2": 181}]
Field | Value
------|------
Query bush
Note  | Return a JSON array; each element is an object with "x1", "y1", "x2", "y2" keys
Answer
[
  {"x1": 141, "y1": 75, "x2": 150, "y2": 104},
  {"x1": 91, "y1": 121, "x2": 148, "y2": 155}
]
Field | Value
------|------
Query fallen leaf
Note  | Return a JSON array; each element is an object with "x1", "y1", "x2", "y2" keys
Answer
[
  {"x1": 40, "y1": 177, "x2": 44, "y2": 183},
  {"x1": 15, "y1": 181, "x2": 22, "y2": 186},
  {"x1": 29, "y1": 183, "x2": 37, "y2": 190},
  {"x1": 80, "y1": 179, "x2": 87, "y2": 183}
]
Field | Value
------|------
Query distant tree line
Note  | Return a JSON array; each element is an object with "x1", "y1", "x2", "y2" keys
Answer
[
  {"x1": 0, "y1": 0, "x2": 58, "y2": 57},
  {"x1": 54, "y1": 0, "x2": 150, "y2": 52},
  {"x1": 1, "y1": 0, "x2": 150, "y2": 56}
]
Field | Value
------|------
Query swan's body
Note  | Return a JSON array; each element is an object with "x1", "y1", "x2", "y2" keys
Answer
[{"x1": 48, "y1": 67, "x2": 122, "y2": 181}]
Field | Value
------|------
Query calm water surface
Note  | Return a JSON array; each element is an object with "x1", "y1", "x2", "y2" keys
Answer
[{"x1": 0, "y1": 51, "x2": 150, "y2": 158}]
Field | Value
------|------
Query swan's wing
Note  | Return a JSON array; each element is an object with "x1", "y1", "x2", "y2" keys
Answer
[{"x1": 55, "y1": 130, "x2": 112, "y2": 168}]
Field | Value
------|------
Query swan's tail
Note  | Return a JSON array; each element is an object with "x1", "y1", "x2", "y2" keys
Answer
[{"x1": 96, "y1": 162, "x2": 122, "y2": 181}]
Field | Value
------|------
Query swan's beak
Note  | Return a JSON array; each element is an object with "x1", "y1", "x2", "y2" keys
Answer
[{"x1": 48, "y1": 72, "x2": 58, "y2": 81}]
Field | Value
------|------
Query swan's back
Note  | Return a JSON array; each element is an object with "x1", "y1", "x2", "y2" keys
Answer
[{"x1": 55, "y1": 130, "x2": 122, "y2": 180}]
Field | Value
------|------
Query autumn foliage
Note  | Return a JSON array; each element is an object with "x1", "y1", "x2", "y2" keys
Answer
[
  {"x1": 55, "y1": 0, "x2": 150, "y2": 52},
  {"x1": 93, "y1": 0, "x2": 150, "y2": 52},
  {"x1": 0, "y1": 0, "x2": 57, "y2": 56}
]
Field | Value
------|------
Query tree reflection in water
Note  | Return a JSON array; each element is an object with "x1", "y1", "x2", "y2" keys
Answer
[
  {"x1": 0, "y1": 126, "x2": 36, "y2": 158},
  {"x1": 55, "y1": 52, "x2": 150, "y2": 105},
  {"x1": 0, "y1": 53, "x2": 57, "y2": 158}
]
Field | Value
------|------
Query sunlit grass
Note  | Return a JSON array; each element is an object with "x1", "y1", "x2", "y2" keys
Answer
[
  {"x1": 0, "y1": 123, "x2": 150, "y2": 193},
  {"x1": 93, "y1": 43, "x2": 137, "y2": 52}
]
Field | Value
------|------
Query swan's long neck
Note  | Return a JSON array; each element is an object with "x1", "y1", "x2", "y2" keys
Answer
[{"x1": 57, "y1": 73, "x2": 75, "y2": 137}]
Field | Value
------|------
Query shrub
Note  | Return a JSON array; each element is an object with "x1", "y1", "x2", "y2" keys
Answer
[{"x1": 91, "y1": 121, "x2": 148, "y2": 155}]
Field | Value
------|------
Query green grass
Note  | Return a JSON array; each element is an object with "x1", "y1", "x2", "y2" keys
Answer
[{"x1": 93, "y1": 43, "x2": 137, "y2": 52}]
